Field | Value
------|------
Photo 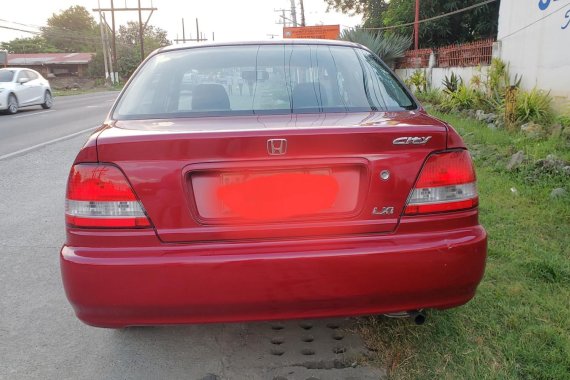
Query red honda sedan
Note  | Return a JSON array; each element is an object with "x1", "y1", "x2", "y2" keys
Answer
[{"x1": 60, "y1": 40, "x2": 486, "y2": 328}]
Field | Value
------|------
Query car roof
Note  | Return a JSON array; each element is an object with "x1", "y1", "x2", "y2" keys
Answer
[
  {"x1": 0, "y1": 68, "x2": 31, "y2": 72},
  {"x1": 159, "y1": 39, "x2": 366, "y2": 54}
]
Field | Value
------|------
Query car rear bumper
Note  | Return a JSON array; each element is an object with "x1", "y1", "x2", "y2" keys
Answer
[{"x1": 61, "y1": 225, "x2": 487, "y2": 328}]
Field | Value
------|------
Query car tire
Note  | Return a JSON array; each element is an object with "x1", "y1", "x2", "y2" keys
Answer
[
  {"x1": 41, "y1": 91, "x2": 53, "y2": 109},
  {"x1": 6, "y1": 94, "x2": 18, "y2": 114}
]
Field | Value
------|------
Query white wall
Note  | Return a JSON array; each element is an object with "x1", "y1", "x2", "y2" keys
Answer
[
  {"x1": 497, "y1": 0, "x2": 570, "y2": 109},
  {"x1": 396, "y1": 66, "x2": 490, "y2": 91}
]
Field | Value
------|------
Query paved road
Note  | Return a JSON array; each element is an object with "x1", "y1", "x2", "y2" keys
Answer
[
  {"x1": 0, "y1": 91, "x2": 118, "y2": 158},
  {"x1": 0, "y1": 93, "x2": 385, "y2": 380}
]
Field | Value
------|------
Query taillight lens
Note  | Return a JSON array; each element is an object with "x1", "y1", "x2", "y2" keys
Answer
[
  {"x1": 404, "y1": 150, "x2": 478, "y2": 215},
  {"x1": 65, "y1": 164, "x2": 151, "y2": 228}
]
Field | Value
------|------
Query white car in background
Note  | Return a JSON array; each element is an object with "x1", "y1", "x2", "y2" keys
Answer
[{"x1": 0, "y1": 68, "x2": 53, "y2": 114}]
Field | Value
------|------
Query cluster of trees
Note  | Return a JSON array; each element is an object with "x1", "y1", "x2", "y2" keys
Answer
[
  {"x1": 326, "y1": 0, "x2": 500, "y2": 48},
  {"x1": 1, "y1": 5, "x2": 170, "y2": 79}
]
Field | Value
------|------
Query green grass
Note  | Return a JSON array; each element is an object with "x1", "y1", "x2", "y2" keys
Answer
[
  {"x1": 360, "y1": 111, "x2": 570, "y2": 379},
  {"x1": 53, "y1": 84, "x2": 123, "y2": 97}
]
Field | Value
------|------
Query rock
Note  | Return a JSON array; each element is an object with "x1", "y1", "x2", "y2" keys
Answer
[
  {"x1": 467, "y1": 109, "x2": 476, "y2": 118},
  {"x1": 543, "y1": 154, "x2": 567, "y2": 170},
  {"x1": 475, "y1": 110, "x2": 486, "y2": 120},
  {"x1": 506, "y1": 151, "x2": 525, "y2": 171},
  {"x1": 550, "y1": 124, "x2": 563, "y2": 138},
  {"x1": 550, "y1": 188, "x2": 567, "y2": 198},
  {"x1": 487, "y1": 123, "x2": 497, "y2": 130},
  {"x1": 485, "y1": 113, "x2": 497, "y2": 123},
  {"x1": 520, "y1": 122, "x2": 545, "y2": 139},
  {"x1": 564, "y1": 166, "x2": 570, "y2": 176}
]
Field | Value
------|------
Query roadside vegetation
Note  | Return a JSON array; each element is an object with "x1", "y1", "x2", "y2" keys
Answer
[
  {"x1": 1, "y1": 5, "x2": 169, "y2": 83},
  {"x1": 52, "y1": 80, "x2": 123, "y2": 97},
  {"x1": 359, "y1": 61, "x2": 570, "y2": 379}
]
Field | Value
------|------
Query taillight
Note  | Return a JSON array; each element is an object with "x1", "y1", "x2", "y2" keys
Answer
[
  {"x1": 65, "y1": 164, "x2": 151, "y2": 228},
  {"x1": 404, "y1": 150, "x2": 478, "y2": 215}
]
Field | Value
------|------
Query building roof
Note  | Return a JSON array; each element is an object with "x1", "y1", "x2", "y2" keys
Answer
[{"x1": 7, "y1": 53, "x2": 94, "y2": 65}]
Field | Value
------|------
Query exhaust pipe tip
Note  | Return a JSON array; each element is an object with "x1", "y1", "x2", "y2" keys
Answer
[
  {"x1": 383, "y1": 310, "x2": 427, "y2": 325},
  {"x1": 413, "y1": 312, "x2": 426, "y2": 325}
]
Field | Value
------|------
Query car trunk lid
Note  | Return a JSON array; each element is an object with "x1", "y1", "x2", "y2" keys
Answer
[{"x1": 96, "y1": 111, "x2": 447, "y2": 242}]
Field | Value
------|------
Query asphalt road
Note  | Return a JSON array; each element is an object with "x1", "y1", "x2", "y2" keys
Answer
[
  {"x1": 0, "y1": 92, "x2": 385, "y2": 380},
  {"x1": 0, "y1": 91, "x2": 118, "y2": 158}
]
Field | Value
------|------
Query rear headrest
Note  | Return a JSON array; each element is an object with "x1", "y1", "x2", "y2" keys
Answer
[
  {"x1": 191, "y1": 84, "x2": 230, "y2": 111},
  {"x1": 292, "y1": 83, "x2": 327, "y2": 110}
]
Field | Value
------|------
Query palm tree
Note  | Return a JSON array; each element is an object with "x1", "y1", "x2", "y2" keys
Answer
[{"x1": 340, "y1": 29, "x2": 411, "y2": 67}]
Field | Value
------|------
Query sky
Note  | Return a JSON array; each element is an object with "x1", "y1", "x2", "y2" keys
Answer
[{"x1": 0, "y1": 0, "x2": 362, "y2": 44}]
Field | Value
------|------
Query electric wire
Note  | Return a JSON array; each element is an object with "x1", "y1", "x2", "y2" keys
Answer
[
  {"x1": 354, "y1": 0, "x2": 499, "y2": 31},
  {"x1": 498, "y1": 3, "x2": 570, "y2": 40}
]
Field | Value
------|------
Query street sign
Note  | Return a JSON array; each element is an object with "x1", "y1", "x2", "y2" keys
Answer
[{"x1": 283, "y1": 25, "x2": 340, "y2": 40}]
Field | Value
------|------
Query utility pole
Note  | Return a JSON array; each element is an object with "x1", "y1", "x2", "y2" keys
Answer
[
  {"x1": 93, "y1": 0, "x2": 157, "y2": 82},
  {"x1": 102, "y1": 14, "x2": 114, "y2": 84},
  {"x1": 275, "y1": 9, "x2": 292, "y2": 27},
  {"x1": 138, "y1": 0, "x2": 144, "y2": 60},
  {"x1": 196, "y1": 18, "x2": 200, "y2": 43},
  {"x1": 290, "y1": 0, "x2": 298, "y2": 26},
  {"x1": 97, "y1": 0, "x2": 110, "y2": 83},
  {"x1": 110, "y1": 0, "x2": 117, "y2": 83},
  {"x1": 299, "y1": 0, "x2": 306, "y2": 27},
  {"x1": 174, "y1": 18, "x2": 209, "y2": 43},
  {"x1": 414, "y1": 0, "x2": 420, "y2": 50}
]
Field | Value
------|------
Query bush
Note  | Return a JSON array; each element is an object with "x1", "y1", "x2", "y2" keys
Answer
[
  {"x1": 515, "y1": 88, "x2": 555, "y2": 125},
  {"x1": 416, "y1": 88, "x2": 444, "y2": 105},
  {"x1": 406, "y1": 69, "x2": 427, "y2": 93},
  {"x1": 339, "y1": 29, "x2": 411, "y2": 66},
  {"x1": 442, "y1": 72, "x2": 462, "y2": 94},
  {"x1": 555, "y1": 114, "x2": 570, "y2": 128},
  {"x1": 440, "y1": 84, "x2": 482, "y2": 112}
]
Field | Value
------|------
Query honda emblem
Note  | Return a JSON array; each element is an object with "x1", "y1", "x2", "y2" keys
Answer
[{"x1": 267, "y1": 139, "x2": 287, "y2": 155}]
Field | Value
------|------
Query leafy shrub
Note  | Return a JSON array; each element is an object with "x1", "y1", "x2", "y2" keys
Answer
[
  {"x1": 339, "y1": 29, "x2": 411, "y2": 66},
  {"x1": 484, "y1": 58, "x2": 522, "y2": 116},
  {"x1": 440, "y1": 84, "x2": 482, "y2": 112},
  {"x1": 406, "y1": 69, "x2": 428, "y2": 93},
  {"x1": 470, "y1": 72, "x2": 483, "y2": 90},
  {"x1": 555, "y1": 114, "x2": 570, "y2": 128},
  {"x1": 515, "y1": 88, "x2": 555, "y2": 125},
  {"x1": 416, "y1": 88, "x2": 444, "y2": 105},
  {"x1": 442, "y1": 72, "x2": 462, "y2": 94},
  {"x1": 487, "y1": 58, "x2": 508, "y2": 95}
]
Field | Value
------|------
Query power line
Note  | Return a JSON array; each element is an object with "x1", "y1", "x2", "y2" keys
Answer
[
  {"x1": 0, "y1": 24, "x2": 141, "y2": 49},
  {"x1": 498, "y1": 3, "x2": 570, "y2": 40},
  {"x1": 0, "y1": 25, "x2": 39, "y2": 34},
  {"x1": 357, "y1": 0, "x2": 499, "y2": 31}
]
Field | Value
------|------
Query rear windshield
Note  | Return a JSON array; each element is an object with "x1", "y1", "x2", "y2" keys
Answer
[
  {"x1": 113, "y1": 44, "x2": 416, "y2": 120},
  {"x1": 0, "y1": 70, "x2": 15, "y2": 82}
]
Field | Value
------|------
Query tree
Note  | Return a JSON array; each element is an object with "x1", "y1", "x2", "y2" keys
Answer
[
  {"x1": 326, "y1": 0, "x2": 500, "y2": 48},
  {"x1": 116, "y1": 21, "x2": 170, "y2": 79},
  {"x1": 0, "y1": 36, "x2": 59, "y2": 54},
  {"x1": 42, "y1": 6, "x2": 98, "y2": 53},
  {"x1": 382, "y1": 0, "x2": 500, "y2": 48},
  {"x1": 325, "y1": 0, "x2": 389, "y2": 28}
]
